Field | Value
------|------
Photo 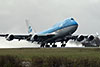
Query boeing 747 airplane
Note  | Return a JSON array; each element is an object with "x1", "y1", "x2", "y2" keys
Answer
[{"x1": 0, "y1": 17, "x2": 99, "y2": 47}]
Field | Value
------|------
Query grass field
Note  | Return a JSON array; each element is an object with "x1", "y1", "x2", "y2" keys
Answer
[
  {"x1": 0, "y1": 48, "x2": 100, "y2": 67},
  {"x1": 0, "y1": 48, "x2": 100, "y2": 60}
]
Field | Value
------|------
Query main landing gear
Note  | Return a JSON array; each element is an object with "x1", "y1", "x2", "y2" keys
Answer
[
  {"x1": 40, "y1": 43, "x2": 57, "y2": 48},
  {"x1": 52, "y1": 43, "x2": 57, "y2": 47},
  {"x1": 40, "y1": 42, "x2": 67, "y2": 48},
  {"x1": 40, "y1": 43, "x2": 50, "y2": 48},
  {"x1": 40, "y1": 40, "x2": 69, "y2": 48},
  {"x1": 61, "y1": 44, "x2": 66, "y2": 47},
  {"x1": 61, "y1": 41, "x2": 68, "y2": 47},
  {"x1": 40, "y1": 43, "x2": 45, "y2": 47},
  {"x1": 45, "y1": 45, "x2": 50, "y2": 47}
]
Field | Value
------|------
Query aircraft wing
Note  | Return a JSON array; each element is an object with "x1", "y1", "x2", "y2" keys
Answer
[
  {"x1": 0, "y1": 34, "x2": 31, "y2": 41},
  {"x1": 0, "y1": 33, "x2": 56, "y2": 42},
  {"x1": 0, "y1": 34, "x2": 8, "y2": 37},
  {"x1": 34, "y1": 34, "x2": 95, "y2": 43},
  {"x1": 0, "y1": 32, "x2": 56, "y2": 42},
  {"x1": 33, "y1": 34, "x2": 79, "y2": 43},
  {"x1": 0, "y1": 33, "x2": 95, "y2": 45},
  {"x1": 63, "y1": 35, "x2": 94, "y2": 42},
  {"x1": 13, "y1": 35, "x2": 31, "y2": 40}
]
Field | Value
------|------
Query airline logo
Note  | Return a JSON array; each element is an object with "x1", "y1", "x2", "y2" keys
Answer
[{"x1": 28, "y1": 26, "x2": 32, "y2": 33}]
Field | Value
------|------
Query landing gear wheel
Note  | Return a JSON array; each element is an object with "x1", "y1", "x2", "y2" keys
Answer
[
  {"x1": 52, "y1": 45, "x2": 57, "y2": 47},
  {"x1": 61, "y1": 44, "x2": 66, "y2": 47},
  {"x1": 45, "y1": 45, "x2": 50, "y2": 47},
  {"x1": 40, "y1": 43, "x2": 45, "y2": 48},
  {"x1": 50, "y1": 43, "x2": 52, "y2": 45}
]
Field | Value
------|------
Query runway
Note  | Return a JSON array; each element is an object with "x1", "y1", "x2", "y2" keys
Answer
[
  {"x1": 1, "y1": 38, "x2": 99, "y2": 48},
  {"x1": 0, "y1": 38, "x2": 84, "y2": 48}
]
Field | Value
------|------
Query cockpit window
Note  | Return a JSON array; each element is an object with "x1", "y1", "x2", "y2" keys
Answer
[{"x1": 71, "y1": 18, "x2": 74, "y2": 20}]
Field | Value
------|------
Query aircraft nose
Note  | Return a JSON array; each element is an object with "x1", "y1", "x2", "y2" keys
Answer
[{"x1": 70, "y1": 18, "x2": 78, "y2": 25}]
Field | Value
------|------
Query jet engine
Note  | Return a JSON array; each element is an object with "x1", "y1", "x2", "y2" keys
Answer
[
  {"x1": 33, "y1": 35, "x2": 38, "y2": 41},
  {"x1": 27, "y1": 34, "x2": 38, "y2": 41},
  {"x1": 87, "y1": 35, "x2": 94, "y2": 41},
  {"x1": 6, "y1": 34, "x2": 14, "y2": 41},
  {"x1": 26, "y1": 34, "x2": 39, "y2": 42},
  {"x1": 77, "y1": 35, "x2": 84, "y2": 42}
]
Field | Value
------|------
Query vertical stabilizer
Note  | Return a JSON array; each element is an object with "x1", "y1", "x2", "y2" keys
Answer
[{"x1": 25, "y1": 19, "x2": 33, "y2": 34}]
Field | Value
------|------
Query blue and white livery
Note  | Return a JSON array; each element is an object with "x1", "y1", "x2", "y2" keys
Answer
[{"x1": 0, "y1": 17, "x2": 97, "y2": 47}]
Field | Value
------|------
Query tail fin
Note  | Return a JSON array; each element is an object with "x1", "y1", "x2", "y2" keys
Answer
[
  {"x1": 25, "y1": 19, "x2": 33, "y2": 34},
  {"x1": 28, "y1": 26, "x2": 33, "y2": 34}
]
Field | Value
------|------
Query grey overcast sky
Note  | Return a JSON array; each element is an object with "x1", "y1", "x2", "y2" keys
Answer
[{"x1": 0, "y1": 0, "x2": 100, "y2": 34}]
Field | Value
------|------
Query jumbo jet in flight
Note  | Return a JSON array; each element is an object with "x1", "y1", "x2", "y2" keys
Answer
[{"x1": 0, "y1": 17, "x2": 98, "y2": 47}]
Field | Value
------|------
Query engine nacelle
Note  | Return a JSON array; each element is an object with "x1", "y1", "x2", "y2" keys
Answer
[
  {"x1": 28, "y1": 35, "x2": 38, "y2": 41},
  {"x1": 33, "y1": 35, "x2": 38, "y2": 41},
  {"x1": 77, "y1": 35, "x2": 84, "y2": 42},
  {"x1": 87, "y1": 35, "x2": 94, "y2": 41},
  {"x1": 6, "y1": 34, "x2": 14, "y2": 41}
]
